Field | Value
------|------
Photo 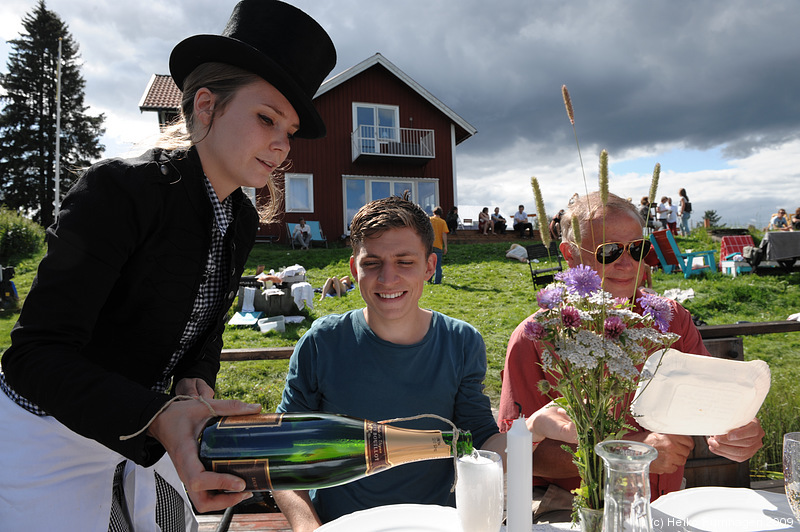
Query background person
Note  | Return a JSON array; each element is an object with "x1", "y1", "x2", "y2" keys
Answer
[
  {"x1": 429, "y1": 206, "x2": 449, "y2": 284},
  {"x1": 549, "y1": 209, "x2": 565, "y2": 241},
  {"x1": 499, "y1": 191, "x2": 764, "y2": 523},
  {"x1": 770, "y1": 209, "x2": 791, "y2": 231},
  {"x1": 639, "y1": 196, "x2": 656, "y2": 232},
  {"x1": 0, "y1": 2, "x2": 336, "y2": 530},
  {"x1": 271, "y1": 196, "x2": 577, "y2": 530},
  {"x1": 514, "y1": 204, "x2": 534, "y2": 238},
  {"x1": 678, "y1": 188, "x2": 692, "y2": 236},
  {"x1": 667, "y1": 197, "x2": 679, "y2": 235},
  {"x1": 293, "y1": 217, "x2": 313, "y2": 249},
  {"x1": 657, "y1": 196, "x2": 670, "y2": 229},
  {"x1": 792, "y1": 207, "x2": 800, "y2": 230},
  {"x1": 445, "y1": 206, "x2": 460, "y2": 233},
  {"x1": 478, "y1": 207, "x2": 494, "y2": 235},
  {"x1": 492, "y1": 207, "x2": 507, "y2": 234},
  {"x1": 319, "y1": 275, "x2": 354, "y2": 300}
]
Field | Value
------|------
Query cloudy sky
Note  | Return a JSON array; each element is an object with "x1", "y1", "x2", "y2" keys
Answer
[{"x1": 2, "y1": 0, "x2": 799, "y2": 227}]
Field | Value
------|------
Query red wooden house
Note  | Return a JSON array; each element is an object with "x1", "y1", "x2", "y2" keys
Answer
[{"x1": 139, "y1": 53, "x2": 476, "y2": 244}]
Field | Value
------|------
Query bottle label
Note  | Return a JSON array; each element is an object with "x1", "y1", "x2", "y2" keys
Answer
[
  {"x1": 210, "y1": 459, "x2": 272, "y2": 491},
  {"x1": 384, "y1": 427, "x2": 452, "y2": 464},
  {"x1": 364, "y1": 420, "x2": 390, "y2": 474},
  {"x1": 217, "y1": 413, "x2": 284, "y2": 429}
]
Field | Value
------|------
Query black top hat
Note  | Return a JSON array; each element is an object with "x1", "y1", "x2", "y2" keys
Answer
[{"x1": 169, "y1": 0, "x2": 336, "y2": 139}]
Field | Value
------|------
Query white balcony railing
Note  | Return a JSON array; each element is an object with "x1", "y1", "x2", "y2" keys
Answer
[{"x1": 352, "y1": 125, "x2": 435, "y2": 161}]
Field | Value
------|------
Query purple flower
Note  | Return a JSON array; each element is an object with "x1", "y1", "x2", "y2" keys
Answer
[
  {"x1": 536, "y1": 287, "x2": 563, "y2": 309},
  {"x1": 556, "y1": 265, "x2": 602, "y2": 297},
  {"x1": 637, "y1": 293, "x2": 673, "y2": 333},
  {"x1": 604, "y1": 315, "x2": 627, "y2": 339},
  {"x1": 523, "y1": 320, "x2": 547, "y2": 340},
  {"x1": 561, "y1": 306, "x2": 582, "y2": 328}
]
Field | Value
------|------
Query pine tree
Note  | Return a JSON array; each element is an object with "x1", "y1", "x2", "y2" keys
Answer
[{"x1": 0, "y1": 0, "x2": 105, "y2": 227}]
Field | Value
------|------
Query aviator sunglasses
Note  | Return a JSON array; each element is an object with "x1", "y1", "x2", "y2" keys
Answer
[{"x1": 588, "y1": 239, "x2": 652, "y2": 264}]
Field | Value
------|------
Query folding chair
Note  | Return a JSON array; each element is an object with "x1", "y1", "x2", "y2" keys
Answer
[
  {"x1": 649, "y1": 230, "x2": 716, "y2": 278},
  {"x1": 719, "y1": 235, "x2": 755, "y2": 276},
  {"x1": 526, "y1": 242, "x2": 563, "y2": 288},
  {"x1": 287, "y1": 221, "x2": 328, "y2": 249}
]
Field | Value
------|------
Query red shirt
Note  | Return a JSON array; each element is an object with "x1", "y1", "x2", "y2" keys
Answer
[{"x1": 498, "y1": 291, "x2": 710, "y2": 501}]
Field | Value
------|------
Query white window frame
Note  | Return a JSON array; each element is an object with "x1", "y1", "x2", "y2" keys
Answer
[
  {"x1": 352, "y1": 103, "x2": 400, "y2": 152},
  {"x1": 342, "y1": 175, "x2": 439, "y2": 234},
  {"x1": 285, "y1": 173, "x2": 314, "y2": 213}
]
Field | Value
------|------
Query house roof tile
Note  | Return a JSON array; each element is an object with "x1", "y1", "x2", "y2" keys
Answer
[{"x1": 138, "y1": 74, "x2": 181, "y2": 111}]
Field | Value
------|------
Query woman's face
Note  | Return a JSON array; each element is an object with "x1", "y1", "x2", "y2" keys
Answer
[
  {"x1": 563, "y1": 212, "x2": 647, "y2": 300},
  {"x1": 195, "y1": 78, "x2": 299, "y2": 200}
]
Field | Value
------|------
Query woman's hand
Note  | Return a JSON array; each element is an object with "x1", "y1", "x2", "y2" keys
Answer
[
  {"x1": 147, "y1": 396, "x2": 262, "y2": 513},
  {"x1": 175, "y1": 377, "x2": 215, "y2": 400}
]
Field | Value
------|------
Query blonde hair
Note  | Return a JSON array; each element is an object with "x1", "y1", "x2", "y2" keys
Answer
[{"x1": 155, "y1": 62, "x2": 289, "y2": 223}]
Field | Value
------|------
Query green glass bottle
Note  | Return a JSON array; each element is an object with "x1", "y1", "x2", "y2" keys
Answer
[{"x1": 199, "y1": 412, "x2": 473, "y2": 491}]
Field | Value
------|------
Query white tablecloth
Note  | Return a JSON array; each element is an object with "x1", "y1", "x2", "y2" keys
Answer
[
  {"x1": 318, "y1": 488, "x2": 797, "y2": 531},
  {"x1": 651, "y1": 487, "x2": 798, "y2": 531}
]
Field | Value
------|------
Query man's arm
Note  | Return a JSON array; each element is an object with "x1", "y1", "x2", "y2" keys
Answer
[{"x1": 271, "y1": 490, "x2": 321, "y2": 532}]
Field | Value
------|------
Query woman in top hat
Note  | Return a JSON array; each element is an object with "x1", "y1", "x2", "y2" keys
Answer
[{"x1": 0, "y1": 1, "x2": 336, "y2": 530}]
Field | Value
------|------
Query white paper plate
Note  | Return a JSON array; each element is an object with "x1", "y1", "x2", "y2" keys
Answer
[
  {"x1": 631, "y1": 349, "x2": 770, "y2": 435},
  {"x1": 317, "y1": 504, "x2": 461, "y2": 532},
  {"x1": 651, "y1": 487, "x2": 797, "y2": 531}
]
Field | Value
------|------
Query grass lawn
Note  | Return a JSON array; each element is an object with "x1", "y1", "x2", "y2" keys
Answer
[{"x1": 1, "y1": 230, "x2": 798, "y2": 478}]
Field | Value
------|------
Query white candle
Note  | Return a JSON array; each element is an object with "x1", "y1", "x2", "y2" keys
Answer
[{"x1": 506, "y1": 416, "x2": 532, "y2": 532}]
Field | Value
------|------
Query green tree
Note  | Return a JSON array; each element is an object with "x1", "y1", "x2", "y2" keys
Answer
[
  {"x1": 0, "y1": 0, "x2": 105, "y2": 227},
  {"x1": 703, "y1": 209, "x2": 722, "y2": 227}
]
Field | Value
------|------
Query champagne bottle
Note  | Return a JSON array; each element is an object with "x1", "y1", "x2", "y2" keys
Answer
[{"x1": 199, "y1": 412, "x2": 473, "y2": 491}]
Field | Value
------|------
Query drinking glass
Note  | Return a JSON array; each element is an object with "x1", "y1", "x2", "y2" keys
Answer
[
  {"x1": 456, "y1": 450, "x2": 504, "y2": 532},
  {"x1": 784, "y1": 432, "x2": 800, "y2": 521}
]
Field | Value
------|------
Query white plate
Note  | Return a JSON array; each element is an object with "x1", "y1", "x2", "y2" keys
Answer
[
  {"x1": 317, "y1": 504, "x2": 461, "y2": 532},
  {"x1": 631, "y1": 349, "x2": 770, "y2": 435},
  {"x1": 651, "y1": 487, "x2": 797, "y2": 531}
]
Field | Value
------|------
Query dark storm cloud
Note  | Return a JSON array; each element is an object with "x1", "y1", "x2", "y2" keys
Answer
[
  {"x1": 2, "y1": 0, "x2": 798, "y2": 225},
  {"x1": 288, "y1": 0, "x2": 800, "y2": 160}
]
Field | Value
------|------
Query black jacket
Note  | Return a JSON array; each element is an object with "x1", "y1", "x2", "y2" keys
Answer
[{"x1": 2, "y1": 147, "x2": 258, "y2": 465}]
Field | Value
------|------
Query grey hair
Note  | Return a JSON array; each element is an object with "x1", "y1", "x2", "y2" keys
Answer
[{"x1": 560, "y1": 191, "x2": 644, "y2": 249}]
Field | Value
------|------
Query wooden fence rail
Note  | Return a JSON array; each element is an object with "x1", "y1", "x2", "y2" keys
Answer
[
  {"x1": 698, "y1": 319, "x2": 800, "y2": 339},
  {"x1": 219, "y1": 320, "x2": 800, "y2": 362},
  {"x1": 220, "y1": 346, "x2": 294, "y2": 361}
]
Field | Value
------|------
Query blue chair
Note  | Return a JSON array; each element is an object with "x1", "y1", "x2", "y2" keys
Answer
[
  {"x1": 286, "y1": 221, "x2": 328, "y2": 249},
  {"x1": 649, "y1": 230, "x2": 716, "y2": 278}
]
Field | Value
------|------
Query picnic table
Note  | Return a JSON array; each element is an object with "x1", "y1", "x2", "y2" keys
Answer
[{"x1": 760, "y1": 230, "x2": 800, "y2": 267}]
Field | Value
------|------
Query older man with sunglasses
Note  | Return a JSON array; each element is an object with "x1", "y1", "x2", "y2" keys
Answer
[{"x1": 498, "y1": 191, "x2": 764, "y2": 524}]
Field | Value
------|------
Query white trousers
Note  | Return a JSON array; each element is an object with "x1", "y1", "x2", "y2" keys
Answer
[{"x1": 0, "y1": 389, "x2": 198, "y2": 531}]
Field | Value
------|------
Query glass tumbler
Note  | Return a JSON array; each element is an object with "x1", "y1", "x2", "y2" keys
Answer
[
  {"x1": 456, "y1": 450, "x2": 504, "y2": 532},
  {"x1": 784, "y1": 432, "x2": 800, "y2": 521}
]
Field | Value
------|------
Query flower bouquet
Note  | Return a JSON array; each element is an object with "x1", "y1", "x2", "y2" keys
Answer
[{"x1": 524, "y1": 265, "x2": 678, "y2": 518}]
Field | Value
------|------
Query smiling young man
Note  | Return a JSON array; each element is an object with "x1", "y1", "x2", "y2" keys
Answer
[
  {"x1": 271, "y1": 195, "x2": 501, "y2": 527},
  {"x1": 272, "y1": 196, "x2": 578, "y2": 529}
]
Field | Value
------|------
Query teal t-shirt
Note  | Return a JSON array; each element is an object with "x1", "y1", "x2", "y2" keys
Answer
[{"x1": 277, "y1": 309, "x2": 499, "y2": 523}]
